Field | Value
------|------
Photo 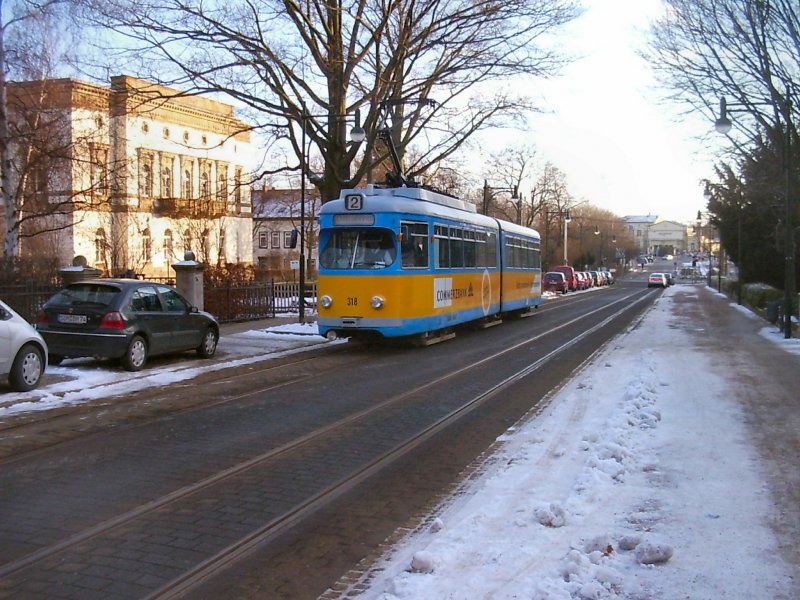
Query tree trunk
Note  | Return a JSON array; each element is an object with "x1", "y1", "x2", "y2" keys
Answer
[{"x1": 0, "y1": 15, "x2": 19, "y2": 259}]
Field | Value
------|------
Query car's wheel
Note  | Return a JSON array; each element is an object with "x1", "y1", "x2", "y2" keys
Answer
[
  {"x1": 48, "y1": 354, "x2": 63, "y2": 366},
  {"x1": 196, "y1": 327, "x2": 218, "y2": 358},
  {"x1": 121, "y1": 335, "x2": 148, "y2": 371},
  {"x1": 9, "y1": 343, "x2": 45, "y2": 392}
]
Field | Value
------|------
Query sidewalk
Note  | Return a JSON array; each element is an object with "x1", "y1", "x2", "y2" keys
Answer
[{"x1": 339, "y1": 284, "x2": 799, "y2": 600}]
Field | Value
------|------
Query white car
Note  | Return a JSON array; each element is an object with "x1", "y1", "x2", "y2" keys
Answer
[
  {"x1": 0, "y1": 299, "x2": 48, "y2": 391},
  {"x1": 647, "y1": 273, "x2": 668, "y2": 288}
]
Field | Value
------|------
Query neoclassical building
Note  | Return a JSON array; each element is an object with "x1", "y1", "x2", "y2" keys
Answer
[{"x1": 5, "y1": 75, "x2": 252, "y2": 276}]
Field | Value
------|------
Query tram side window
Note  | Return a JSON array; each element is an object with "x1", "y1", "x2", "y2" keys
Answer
[
  {"x1": 401, "y1": 221, "x2": 429, "y2": 269},
  {"x1": 503, "y1": 236, "x2": 541, "y2": 269},
  {"x1": 530, "y1": 240, "x2": 542, "y2": 269},
  {"x1": 485, "y1": 231, "x2": 497, "y2": 267},
  {"x1": 450, "y1": 227, "x2": 464, "y2": 268},
  {"x1": 435, "y1": 224, "x2": 450, "y2": 268},
  {"x1": 509, "y1": 239, "x2": 520, "y2": 268},
  {"x1": 464, "y1": 230, "x2": 477, "y2": 267}
]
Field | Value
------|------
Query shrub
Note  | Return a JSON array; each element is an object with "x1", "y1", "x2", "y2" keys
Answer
[{"x1": 741, "y1": 282, "x2": 783, "y2": 309}]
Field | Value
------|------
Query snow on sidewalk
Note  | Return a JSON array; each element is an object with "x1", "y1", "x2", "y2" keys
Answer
[{"x1": 352, "y1": 286, "x2": 793, "y2": 600}]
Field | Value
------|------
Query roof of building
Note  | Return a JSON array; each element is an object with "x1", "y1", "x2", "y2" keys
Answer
[
  {"x1": 251, "y1": 188, "x2": 321, "y2": 219},
  {"x1": 623, "y1": 215, "x2": 659, "y2": 224}
]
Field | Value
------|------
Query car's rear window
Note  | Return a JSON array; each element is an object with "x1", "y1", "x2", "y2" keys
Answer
[{"x1": 47, "y1": 284, "x2": 120, "y2": 308}]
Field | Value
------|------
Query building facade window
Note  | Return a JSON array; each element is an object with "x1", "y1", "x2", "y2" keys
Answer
[
  {"x1": 95, "y1": 228, "x2": 107, "y2": 264},
  {"x1": 139, "y1": 152, "x2": 154, "y2": 198},
  {"x1": 271, "y1": 231, "x2": 280, "y2": 248},
  {"x1": 161, "y1": 159, "x2": 173, "y2": 198},
  {"x1": 217, "y1": 164, "x2": 228, "y2": 201},
  {"x1": 258, "y1": 231, "x2": 269, "y2": 249},
  {"x1": 218, "y1": 229, "x2": 226, "y2": 264},
  {"x1": 164, "y1": 229, "x2": 174, "y2": 261},
  {"x1": 90, "y1": 145, "x2": 109, "y2": 195},
  {"x1": 283, "y1": 231, "x2": 293, "y2": 248},
  {"x1": 141, "y1": 228, "x2": 152, "y2": 263},
  {"x1": 202, "y1": 229, "x2": 210, "y2": 262},
  {"x1": 200, "y1": 171, "x2": 209, "y2": 199},
  {"x1": 234, "y1": 167, "x2": 242, "y2": 205},
  {"x1": 182, "y1": 167, "x2": 193, "y2": 199},
  {"x1": 26, "y1": 157, "x2": 48, "y2": 198}
]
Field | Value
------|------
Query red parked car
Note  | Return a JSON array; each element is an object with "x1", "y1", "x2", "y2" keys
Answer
[
  {"x1": 551, "y1": 265, "x2": 578, "y2": 292},
  {"x1": 543, "y1": 271, "x2": 569, "y2": 294}
]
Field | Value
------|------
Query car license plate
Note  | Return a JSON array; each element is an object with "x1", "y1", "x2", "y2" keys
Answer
[{"x1": 57, "y1": 313, "x2": 88, "y2": 324}]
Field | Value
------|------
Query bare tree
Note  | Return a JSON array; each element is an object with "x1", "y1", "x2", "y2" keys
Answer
[
  {"x1": 2, "y1": 0, "x2": 59, "y2": 258},
  {"x1": 0, "y1": 0, "x2": 103, "y2": 261},
  {"x1": 75, "y1": 0, "x2": 580, "y2": 202},
  {"x1": 646, "y1": 0, "x2": 798, "y2": 149},
  {"x1": 483, "y1": 145, "x2": 539, "y2": 223}
]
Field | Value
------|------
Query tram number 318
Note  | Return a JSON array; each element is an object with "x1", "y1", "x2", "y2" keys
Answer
[{"x1": 347, "y1": 297, "x2": 358, "y2": 306}]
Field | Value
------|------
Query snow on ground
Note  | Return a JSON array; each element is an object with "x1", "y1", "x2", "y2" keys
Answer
[
  {"x1": 0, "y1": 320, "x2": 334, "y2": 418},
  {"x1": 352, "y1": 286, "x2": 795, "y2": 600}
]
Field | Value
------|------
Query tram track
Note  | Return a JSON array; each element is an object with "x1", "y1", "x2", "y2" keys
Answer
[
  {"x1": 0, "y1": 285, "x2": 615, "y2": 458},
  {"x1": 0, "y1": 286, "x2": 654, "y2": 599},
  {"x1": 0, "y1": 348, "x2": 361, "y2": 462}
]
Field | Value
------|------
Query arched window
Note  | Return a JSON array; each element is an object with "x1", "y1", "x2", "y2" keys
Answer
[
  {"x1": 141, "y1": 163, "x2": 153, "y2": 197},
  {"x1": 182, "y1": 169, "x2": 192, "y2": 199},
  {"x1": 218, "y1": 166, "x2": 228, "y2": 201},
  {"x1": 91, "y1": 147, "x2": 109, "y2": 195},
  {"x1": 218, "y1": 228, "x2": 226, "y2": 265},
  {"x1": 95, "y1": 228, "x2": 107, "y2": 264},
  {"x1": 202, "y1": 229, "x2": 210, "y2": 261},
  {"x1": 161, "y1": 166, "x2": 172, "y2": 197},
  {"x1": 183, "y1": 228, "x2": 192, "y2": 254},
  {"x1": 200, "y1": 171, "x2": 210, "y2": 199},
  {"x1": 164, "y1": 229, "x2": 174, "y2": 261},
  {"x1": 141, "y1": 228, "x2": 152, "y2": 263}
]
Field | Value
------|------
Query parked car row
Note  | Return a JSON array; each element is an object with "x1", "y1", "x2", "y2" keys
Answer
[
  {"x1": 1, "y1": 279, "x2": 220, "y2": 391},
  {"x1": 544, "y1": 265, "x2": 615, "y2": 294}
]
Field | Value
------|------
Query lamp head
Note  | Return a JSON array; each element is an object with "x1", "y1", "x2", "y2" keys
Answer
[
  {"x1": 349, "y1": 126, "x2": 366, "y2": 143},
  {"x1": 714, "y1": 97, "x2": 732, "y2": 134},
  {"x1": 714, "y1": 117, "x2": 732, "y2": 134},
  {"x1": 349, "y1": 108, "x2": 366, "y2": 143}
]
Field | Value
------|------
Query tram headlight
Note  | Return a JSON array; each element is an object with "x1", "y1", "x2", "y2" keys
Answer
[
  {"x1": 320, "y1": 295, "x2": 333, "y2": 309},
  {"x1": 370, "y1": 295, "x2": 385, "y2": 309}
]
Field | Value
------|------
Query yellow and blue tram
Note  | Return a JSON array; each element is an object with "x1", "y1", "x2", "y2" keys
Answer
[{"x1": 316, "y1": 184, "x2": 542, "y2": 342}]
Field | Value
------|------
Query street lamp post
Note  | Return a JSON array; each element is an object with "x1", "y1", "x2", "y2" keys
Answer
[
  {"x1": 563, "y1": 211, "x2": 571, "y2": 264},
  {"x1": 714, "y1": 90, "x2": 795, "y2": 338},
  {"x1": 298, "y1": 110, "x2": 366, "y2": 323},
  {"x1": 593, "y1": 226, "x2": 616, "y2": 268},
  {"x1": 482, "y1": 181, "x2": 518, "y2": 216}
]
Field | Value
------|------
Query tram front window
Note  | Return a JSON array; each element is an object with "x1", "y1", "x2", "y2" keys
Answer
[{"x1": 320, "y1": 229, "x2": 397, "y2": 269}]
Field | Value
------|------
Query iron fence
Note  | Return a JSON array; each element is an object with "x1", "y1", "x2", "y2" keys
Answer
[
  {"x1": 0, "y1": 279, "x2": 317, "y2": 324},
  {"x1": 0, "y1": 282, "x2": 63, "y2": 323}
]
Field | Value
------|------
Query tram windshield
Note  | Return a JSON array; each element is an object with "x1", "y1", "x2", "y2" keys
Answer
[{"x1": 320, "y1": 229, "x2": 397, "y2": 269}]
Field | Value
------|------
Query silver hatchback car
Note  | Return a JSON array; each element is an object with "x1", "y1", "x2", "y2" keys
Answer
[{"x1": 0, "y1": 299, "x2": 48, "y2": 391}]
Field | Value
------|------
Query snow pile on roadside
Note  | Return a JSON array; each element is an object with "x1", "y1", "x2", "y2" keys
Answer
[{"x1": 357, "y1": 287, "x2": 793, "y2": 600}]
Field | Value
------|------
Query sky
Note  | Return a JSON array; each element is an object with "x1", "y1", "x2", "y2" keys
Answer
[
  {"x1": 510, "y1": 0, "x2": 719, "y2": 225},
  {"x1": 1, "y1": 281, "x2": 799, "y2": 599}
]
